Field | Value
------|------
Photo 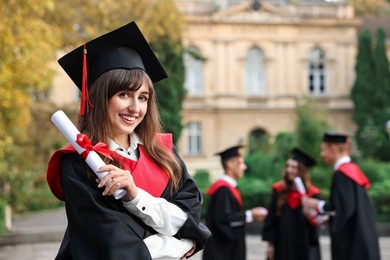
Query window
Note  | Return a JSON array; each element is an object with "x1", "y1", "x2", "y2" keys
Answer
[
  {"x1": 308, "y1": 48, "x2": 326, "y2": 95},
  {"x1": 246, "y1": 48, "x2": 266, "y2": 95},
  {"x1": 184, "y1": 47, "x2": 203, "y2": 95},
  {"x1": 186, "y1": 122, "x2": 202, "y2": 155},
  {"x1": 248, "y1": 128, "x2": 268, "y2": 153}
]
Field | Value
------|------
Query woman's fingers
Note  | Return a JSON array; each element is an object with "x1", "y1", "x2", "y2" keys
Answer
[{"x1": 96, "y1": 166, "x2": 134, "y2": 196}]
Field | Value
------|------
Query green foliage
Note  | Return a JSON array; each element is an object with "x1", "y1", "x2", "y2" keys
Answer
[
  {"x1": 310, "y1": 166, "x2": 332, "y2": 199},
  {"x1": 192, "y1": 169, "x2": 211, "y2": 192},
  {"x1": 244, "y1": 152, "x2": 283, "y2": 183},
  {"x1": 295, "y1": 98, "x2": 328, "y2": 163},
  {"x1": 148, "y1": 1, "x2": 186, "y2": 145},
  {"x1": 272, "y1": 132, "x2": 297, "y2": 163},
  {"x1": 248, "y1": 131, "x2": 270, "y2": 154},
  {"x1": 351, "y1": 28, "x2": 390, "y2": 161},
  {"x1": 0, "y1": 199, "x2": 6, "y2": 235},
  {"x1": 238, "y1": 177, "x2": 273, "y2": 209}
]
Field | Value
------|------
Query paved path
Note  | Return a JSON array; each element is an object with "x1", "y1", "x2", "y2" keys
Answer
[{"x1": 0, "y1": 207, "x2": 389, "y2": 260}]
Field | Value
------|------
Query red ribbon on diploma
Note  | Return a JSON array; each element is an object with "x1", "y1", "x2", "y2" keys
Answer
[{"x1": 76, "y1": 134, "x2": 114, "y2": 160}]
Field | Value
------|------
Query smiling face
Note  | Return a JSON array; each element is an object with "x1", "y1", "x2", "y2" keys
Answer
[
  {"x1": 285, "y1": 158, "x2": 299, "y2": 181},
  {"x1": 107, "y1": 81, "x2": 149, "y2": 147}
]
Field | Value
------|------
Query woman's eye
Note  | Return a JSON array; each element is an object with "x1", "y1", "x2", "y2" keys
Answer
[
  {"x1": 119, "y1": 92, "x2": 129, "y2": 98},
  {"x1": 139, "y1": 95, "x2": 148, "y2": 101}
]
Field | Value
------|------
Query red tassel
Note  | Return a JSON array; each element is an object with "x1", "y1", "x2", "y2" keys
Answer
[{"x1": 80, "y1": 44, "x2": 94, "y2": 116}]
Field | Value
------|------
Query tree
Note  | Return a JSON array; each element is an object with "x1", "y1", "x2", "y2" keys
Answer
[
  {"x1": 351, "y1": 29, "x2": 377, "y2": 158},
  {"x1": 351, "y1": 28, "x2": 390, "y2": 160},
  {"x1": 294, "y1": 98, "x2": 328, "y2": 164},
  {"x1": 145, "y1": 0, "x2": 186, "y2": 145},
  {"x1": 371, "y1": 27, "x2": 390, "y2": 160},
  {"x1": 0, "y1": 0, "x2": 60, "y2": 206}
]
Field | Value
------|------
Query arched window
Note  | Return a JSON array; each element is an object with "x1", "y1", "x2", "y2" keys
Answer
[
  {"x1": 184, "y1": 47, "x2": 204, "y2": 96},
  {"x1": 308, "y1": 48, "x2": 326, "y2": 95},
  {"x1": 185, "y1": 122, "x2": 203, "y2": 155},
  {"x1": 246, "y1": 47, "x2": 266, "y2": 95},
  {"x1": 248, "y1": 128, "x2": 269, "y2": 153}
]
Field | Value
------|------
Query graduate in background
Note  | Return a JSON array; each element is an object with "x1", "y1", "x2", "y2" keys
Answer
[
  {"x1": 202, "y1": 145, "x2": 268, "y2": 260},
  {"x1": 303, "y1": 132, "x2": 381, "y2": 260},
  {"x1": 46, "y1": 21, "x2": 210, "y2": 259},
  {"x1": 262, "y1": 147, "x2": 325, "y2": 260}
]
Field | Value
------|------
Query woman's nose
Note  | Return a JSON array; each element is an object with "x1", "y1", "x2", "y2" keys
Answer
[{"x1": 128, "y1": 99, "x2": 140, "y2": 112}]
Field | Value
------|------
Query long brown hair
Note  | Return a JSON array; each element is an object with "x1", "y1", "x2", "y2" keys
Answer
[
  {"x1": 78, "y1": 68, "x2": 182, "y2": 192},
  {"x1": 276, "y1": 160, "x2": 312, "y2": 216}
]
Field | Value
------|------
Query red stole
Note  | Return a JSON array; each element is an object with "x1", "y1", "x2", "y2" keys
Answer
[
  {"x1": 338, "y1": 162, "x2": 370, "y2": 189},
  {"x1": 272, "y1": 181, "x2": 320, "y2": 209},
  {"x1": 207, "y1": 179, "x2": 243, "y2": 209},
  {"x1": 46, "y1": 134, "x2": 172, "y2": 201}
]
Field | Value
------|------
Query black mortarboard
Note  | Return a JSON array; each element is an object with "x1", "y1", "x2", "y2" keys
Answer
[
  {"x1": 58, "y1": 21, "x2": 167, "y2": 115},
  {"x1": 322, "y1": 132, "x2": 348, "y2": 144},
  {"x1": 290, "y1": 147, "x2": 316, "y2": 168},
  {"x1": 215, "y1": 145, "x2": 243, "y2": 161}
]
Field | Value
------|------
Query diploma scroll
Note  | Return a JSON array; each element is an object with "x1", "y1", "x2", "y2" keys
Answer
[
  {"x1": 293, "y1": 177, "x2": 307, "y2": 195},
  {"x1": 293, "y1": 176, "x2": 324, "y2": 226},
  {"x1": 51, "y1": 110, "x2": 126, "y2": 200}
]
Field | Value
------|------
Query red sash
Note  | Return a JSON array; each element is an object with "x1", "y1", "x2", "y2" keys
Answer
[
  {"x1": 272, "y1": 181, "x2": 320, "y2": 209},
  {"x1": 207, "y1": 179, "x2": 243, "y2": 209},
  {"x1": 47, "y1": 134, "x2": 172, "y2": 201},
  {"x1": 338, "y1": 162, "x2": 370, "y2": 189}
]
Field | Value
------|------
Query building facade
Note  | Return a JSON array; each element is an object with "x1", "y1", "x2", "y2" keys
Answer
[{"x1": 176, "y1": 0, "x2": 360, "y2": 175}]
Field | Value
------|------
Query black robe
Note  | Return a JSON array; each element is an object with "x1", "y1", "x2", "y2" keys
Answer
[
  {"x1": 202, "y1": 185, "x2": 246, "y2": 260},
  {"x1": 50, "y1": 147, "x2": 210, "y2": 259},
  {"x1": 262, "y1": 183, "x2": 321, "y2": 260},
  {"x1": 323, "y1": 168, "x2": 381, "y2": 260}
]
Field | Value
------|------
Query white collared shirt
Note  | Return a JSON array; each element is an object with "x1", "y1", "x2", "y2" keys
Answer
[
  {"x1": 109, "y1": 133, "x2": 192, "y2": 259},
  {"x1": 108, "y1": 133, "x2": 141, "y2": 161},
  {"x1": 334, "y1": 155, "x2": 351, "y2": 170}
]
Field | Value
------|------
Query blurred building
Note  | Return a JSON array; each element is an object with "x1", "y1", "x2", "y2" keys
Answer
[
  {"x1": 175, "y1": 0, "x2": 359, "y2": 175},
  {"x1": 50, "y1": 0, "x2": 365, "y2": 176}
]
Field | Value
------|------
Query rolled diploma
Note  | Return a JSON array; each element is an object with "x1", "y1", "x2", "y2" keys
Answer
[
  {"x1": 294, "y1": 176, "x2": 321, "y2": 223},
  {"x1": 51, "y1": 110, "x2": 126, "y2": 199},
  {"x1": 293, "y1": 176, "x2": 306, "y2": 195}
]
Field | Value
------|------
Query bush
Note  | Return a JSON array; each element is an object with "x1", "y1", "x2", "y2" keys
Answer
[
  {"x1": 192, "y1": 169, "x2": 211, "y2": 193},
  {"x1": 244, "y1": 152, "x2": 283, "y2": 182},
  {"x1": 0, "y1": 199, "x2": 6, "y2": 235}
]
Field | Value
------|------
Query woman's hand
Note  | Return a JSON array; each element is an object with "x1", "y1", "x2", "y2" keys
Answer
[
  {"x1": 180, "y1": 240, "x2": 196, "y2": 259},
  {"x1": 96, "y1": 165, "x2": 137, "y2": 202},
  {"x1": 266, "y1": 243, "x2": 274, "y2": 260}
]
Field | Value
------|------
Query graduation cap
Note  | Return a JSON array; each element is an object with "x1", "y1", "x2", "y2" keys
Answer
[
  {"x1": 58, "y1": 21, "x2": 167, "y2": 115},
  {"x1": 322, "y1": 132, "x2": 348, "y2": 144},
  {"x1": 290, "y1": 147, "x2": 316, "y2": 168},
  {"x1": 215, "y1": 145, "x2": 243, "y2": 161}
]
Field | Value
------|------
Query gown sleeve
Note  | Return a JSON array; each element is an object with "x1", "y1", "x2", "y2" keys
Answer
[
  {"x1": 164, "y1": 147, "x2": 211, "y2": 254},
  {"x1": 262, "y1": 189, "x2": 278, "y2": 243},
  {"x1": 328, "y1": 171, "x2": 356, "y2": 233}
]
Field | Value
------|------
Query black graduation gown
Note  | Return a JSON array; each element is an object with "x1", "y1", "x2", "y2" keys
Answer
[
  {"x1": 54, "y1": 148, "x2": 211, "y2": 260},
  {"x1": 202, "y1": 186, "x2": 246, "y2": 260},
  {"x1": 262, "y1": 186, "x2": 321, "y2": 260},
  {"x1": 324, "y1": 170, "x2": 381, "y2": 260}
]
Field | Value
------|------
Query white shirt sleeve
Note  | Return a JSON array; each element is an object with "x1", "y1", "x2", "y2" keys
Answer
[
  {"x1": 144, "y1": 234, "x2": 193, "y2": 260},
  {"x1": 245, "y1": 210, "x2": 253, "y2": 223},
  {"x1": 122, "y1": 188, "x2": 188, "y2": 236},
  {"x1": 317, "y1": 200, "x2": 326, "y2": 214}
]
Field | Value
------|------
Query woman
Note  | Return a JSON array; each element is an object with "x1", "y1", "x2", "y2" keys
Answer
[
  {"x1": 262, "y1": 148, "x2": 325, "y2": 260},
  {"x1": 46, "y1": 21, "x2": 210, "y2": 259}
]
